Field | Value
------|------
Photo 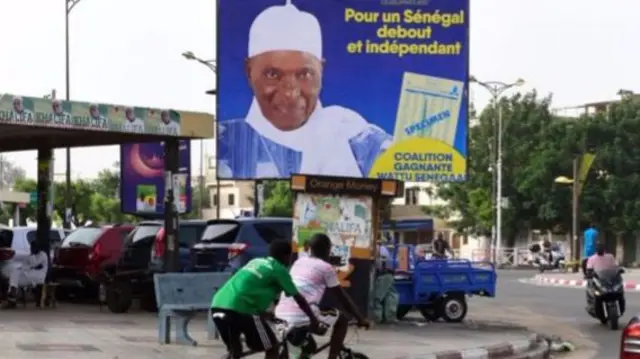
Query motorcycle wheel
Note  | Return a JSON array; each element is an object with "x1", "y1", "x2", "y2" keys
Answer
[
  {"x1": 609, "y1": 315, "x2": 619, "y2": 330},
  {"x1": 440, "y1": 295, "x2": 468, "y2": 323}
]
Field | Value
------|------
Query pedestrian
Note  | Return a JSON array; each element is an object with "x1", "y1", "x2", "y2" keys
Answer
[{"x1": 582, "y1": 225, "x2": 599, "y2": 274}]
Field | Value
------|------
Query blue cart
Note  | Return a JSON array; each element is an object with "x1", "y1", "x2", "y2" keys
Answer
[{"x1": 388, "y1": 245, "x2": 497, "y2": 322}]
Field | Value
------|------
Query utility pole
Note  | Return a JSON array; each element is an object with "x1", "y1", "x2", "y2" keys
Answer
[
  {"x1": 64, "y1": 0, "x2": 83, "y2": 229},
  {"x1": 571, "y1": 157, "x2": 579, "y2": 263}
]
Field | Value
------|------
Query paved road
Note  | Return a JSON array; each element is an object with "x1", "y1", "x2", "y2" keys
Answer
[{"x1": 488, "y1": 269, "x2": 635, "y2": 358}]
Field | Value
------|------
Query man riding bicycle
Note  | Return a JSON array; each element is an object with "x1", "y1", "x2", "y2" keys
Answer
[
  {"x1": 275, "y1": 233, "x2": 370, "y2": 359},
  {"x1": 210, "y1": 239, "x2": 320, "y2": 359}
]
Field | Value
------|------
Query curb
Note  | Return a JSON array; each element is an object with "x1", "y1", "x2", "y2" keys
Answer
[
  {"x1": 421, "y1": 333, "x2": 549, "y2": 359},
  {"x1": 529, "y1": 274, "x2": 640, "y2": 290}
]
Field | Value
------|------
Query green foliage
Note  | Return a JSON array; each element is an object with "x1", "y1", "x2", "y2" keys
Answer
[
  {"x1": 437, "y1": 91, "x2": 640, "y2": 244},
  {"x1": 12, "y1": 165, "x2": 135, "y2": 225},
  {"x1": 261, "y1": 181, "x2": 293, "y2": 217}
]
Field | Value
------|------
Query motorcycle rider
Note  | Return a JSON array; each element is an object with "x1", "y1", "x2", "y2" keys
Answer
[
  {"x1": 584, "y1": 242, "x2": 622, "y2": 318},
  {"x1": 586, "y1": 242, "x2": 617, "y2": 274}
]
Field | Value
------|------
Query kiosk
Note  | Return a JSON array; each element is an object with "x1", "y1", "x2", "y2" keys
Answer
[{"x1": 290, "y1": 174, "x2": 403, "y2": 316}]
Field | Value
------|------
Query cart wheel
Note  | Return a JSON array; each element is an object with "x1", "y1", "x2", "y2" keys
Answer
[
  {"x1": 418, "y1": 304, "x2": 440, "y2": 321},
  {"x1": 396, "y1": 305, "x2": 413, "y2": 320},
  {"x1": 440, "y1": 295, "x2": 467, "y2": 323}
]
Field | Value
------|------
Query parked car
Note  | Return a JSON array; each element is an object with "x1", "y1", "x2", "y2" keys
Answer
[
  {"x1": 13, "y1": 226, "x2": 66, "y2": 259},
  {"x1": 51, "y1": 224, "x2": 134, "y2": 298},
  {"x1": 191, "y1": 217, "x2": 293, "y2": 272},
  {"x1": 620, "y1": 315, "x2": 640, "y2": 359},
  {"x1": 104, "y1": 219, "x2": 207, "y2": 313}
]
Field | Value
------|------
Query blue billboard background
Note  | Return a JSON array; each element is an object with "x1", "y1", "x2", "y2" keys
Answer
[
  {"x1": 120, "y1": 141, "x2": 192, "y2": 215},
  {"x1": 217, "y1": 0, "x2": 469, "y2": 181}
]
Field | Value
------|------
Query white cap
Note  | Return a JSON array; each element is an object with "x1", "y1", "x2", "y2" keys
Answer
[{"x1": 248, "y1": 0, "x2": 322, "y2": 59}]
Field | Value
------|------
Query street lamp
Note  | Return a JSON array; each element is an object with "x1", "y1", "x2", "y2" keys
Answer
[
  {"x1": 470, "y1": 76, "x2": 525, "y2": 264},
  {"x1": 63, "y1": 0, "x2": 85, "y2": 229},
  {"x1": 554, "y1": 157, "x2": 580, "y2": 268},
  {"x1": 181, "y1": 51, "x2": 217, "y2": 219}
]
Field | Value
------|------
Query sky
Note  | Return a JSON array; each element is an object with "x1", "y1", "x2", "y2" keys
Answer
[{"x1": 0, "y1": 0, "x2": 638, "y2": 180}]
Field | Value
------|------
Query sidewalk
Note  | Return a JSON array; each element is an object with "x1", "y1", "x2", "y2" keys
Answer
[
  {"x1": 528, "y1": 270, "x2": 640, "y2": 290},
  {"x1": 0, "y1": 304, "x2": 546, "y2": 359}
]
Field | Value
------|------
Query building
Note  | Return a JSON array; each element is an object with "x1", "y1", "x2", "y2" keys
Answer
[
  {"x1": 387, "y1": 182, "x2": 460, "y2": 245},
  {"x1": 201, "y1": 152, "x2": 254, "y2": 220}
]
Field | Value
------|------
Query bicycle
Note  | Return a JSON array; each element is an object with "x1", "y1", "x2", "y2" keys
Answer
[{"x1": 223, "y1": 309, "x2": 369, "y2": 359}]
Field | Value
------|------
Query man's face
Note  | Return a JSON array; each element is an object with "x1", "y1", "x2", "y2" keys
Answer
[
  {"x1": 126, "y1": 109, "x2": 135, "y2": 121},
  {"x1": 90, "y1": 106, "x2": 100, "y2": 119},
  {"x1": 13, "y1": 99, "x2": 23, "y2": 113},
  {"x1": 53, "y1": 102, "x2": 63, "y2": 115},
  {"x1": 246, "y1": 50, "x2": 322, "y2": 131},
  {"x1": 161, "y1": 111, "x2": 170, "y2": 124}
]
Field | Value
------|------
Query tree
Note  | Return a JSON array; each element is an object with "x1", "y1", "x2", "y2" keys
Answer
[
  {"x1": 0, "y1": 156, "x2": 26, "y2": 189},
  {"x1": 262, "y1": 181, "x2": 294, "y2": 217},
  {"x1": 437, "y1": 92, "x2": 575, "y2": 244}
]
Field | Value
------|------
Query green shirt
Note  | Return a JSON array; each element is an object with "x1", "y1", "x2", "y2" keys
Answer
[{"x1": 211, "y1": 257, "x2": 299, "y2": 315}]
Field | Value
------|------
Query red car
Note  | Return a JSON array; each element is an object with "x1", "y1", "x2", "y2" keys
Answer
[
  {"x1": 52, "y1": 224, "x2": 133, "y2": 298},
  {"x1": 621, "y1": 316, "x2": 640, "y2": 358}
]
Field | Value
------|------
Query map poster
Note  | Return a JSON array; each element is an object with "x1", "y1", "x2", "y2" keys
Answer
[
  {"x1": 294, "y1": 194, "x2": 373, "y2": 256},
  {"x1": 293, "y1": 193, "x2": 375, "y2": 316}
]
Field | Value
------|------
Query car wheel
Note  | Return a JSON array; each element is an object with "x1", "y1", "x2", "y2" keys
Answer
[
  {"x1": 106, "y1": 281, "x2": 133, "y2": 314},
  {"x1": 440, "y1": 295, "x2": 468, "y2": 323}
]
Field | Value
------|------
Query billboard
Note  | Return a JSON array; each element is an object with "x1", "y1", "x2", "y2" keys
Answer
[
  {"x1": 217, "y1": 0, "x2": 469, "y2": 182},
  {"x1": 0, "y1": 94, "x2": 181, "y2": 135},
  {"x1": 120, "y1": 141, "x2": 192, "y2": 215}
]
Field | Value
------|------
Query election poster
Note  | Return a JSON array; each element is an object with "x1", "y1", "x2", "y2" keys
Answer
[
  {"x1": 0, "y1": 94, "x2": 181, "y2": 136},
  {"x1": 217, "y1": 0, "x2": 469, "y2": 182},
  {"x1": 120, "y1": 141, "x2": 192, "y2": 215}
]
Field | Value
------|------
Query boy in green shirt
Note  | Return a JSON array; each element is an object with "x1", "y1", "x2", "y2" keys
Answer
[{"x1": 211, "y1": 239, "x2": 319, "y2": 359}]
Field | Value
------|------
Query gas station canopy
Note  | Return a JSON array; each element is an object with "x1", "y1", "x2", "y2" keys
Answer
[{"x1": 0, "y1": 93, "x2": 213, "y2": 151}]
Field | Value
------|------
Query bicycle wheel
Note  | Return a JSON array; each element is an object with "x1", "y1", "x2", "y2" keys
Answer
[{"x1": 340, "y1": 349, "x2": 369, "y2": 359}]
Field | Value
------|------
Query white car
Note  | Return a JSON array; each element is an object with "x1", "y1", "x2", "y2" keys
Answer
[{"x1": 4, "y1": 226, "x2": 66, "y2": 259}]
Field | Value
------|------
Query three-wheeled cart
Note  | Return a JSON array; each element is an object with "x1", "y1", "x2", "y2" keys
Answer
[{"x1": 389, "y1": 245, "x2": 497, "y2": 322}]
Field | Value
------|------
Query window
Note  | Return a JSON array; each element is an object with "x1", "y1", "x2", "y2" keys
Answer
[
  {"x1": 61, "y1": 228, "x2": 103, "y2": 247},
  {"x1": 213, "y1": 193, "x2": 218, "y2": 206},
  {"x1": 254, "y1": 222, "x2": 293, "y2": 244},
  {"x1": 208, "y1": 157, "x2": 216, "y2": 170},
  {"x1": 404, "y1": 188, "x2": 419, "y2": 205},
  {"x1": 178, "y1": 225, "x2": 204, "y2": 248},
  {"x1": 228, "y1": 193, "x2": 235, "y2": 206},
  {"x1": 131, "y1": 224, "x2": 161, "y2": 243},
  {"x1": 0, "y1": 228, "x2": 13, "y2": 248},
  {"x1": 202, "y1": 222, "x2": 240, "y2": 243}
]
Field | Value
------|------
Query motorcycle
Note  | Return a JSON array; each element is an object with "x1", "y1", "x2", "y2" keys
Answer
[
  {"x1": 532, "y1": 250, "x2": 565, "y2": 272},
  {"x1": 585, "y1": 267, "x2": 626, "y2": 330}
]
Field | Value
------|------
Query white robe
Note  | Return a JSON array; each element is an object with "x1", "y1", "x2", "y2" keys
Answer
[{"x1": 8, "y1": 252, "x2": 48, "y2": 289}]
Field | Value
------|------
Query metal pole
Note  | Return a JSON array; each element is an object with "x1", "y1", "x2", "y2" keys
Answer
[
  {"x1": 50, "y1": 89, "x2": 57, "y2": 221},
  {"x1": 571, "y1": 157, "x2": 579, "y2": 262},
  {"x1": 64, "y1": 0, "x2": 72, "y2": 229},
  {"x1": 496, "y1": 101, "x2": 504, "y2": 264},
  {"x1": 199, "y1": 139, "x2": 205, "y2": 217},
  {"x1": 490, "y1": 95, "x2": 497, "y2": 262},
  {"x1": 216, "y1": 180, "x2": 221, "y2": 219}
]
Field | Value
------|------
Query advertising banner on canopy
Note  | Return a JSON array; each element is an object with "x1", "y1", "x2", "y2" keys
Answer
[
  {"x1": 120, "y1": 141, "x2": 192, "y2": 215},
  {"x1": 217, "y1": 0, "x2": 469, "y2": 182},
  {"x1": 0, "y1": 94, "x2": 181, "y2": 136}
]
